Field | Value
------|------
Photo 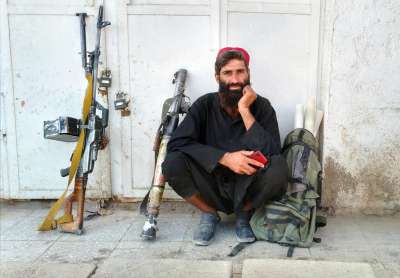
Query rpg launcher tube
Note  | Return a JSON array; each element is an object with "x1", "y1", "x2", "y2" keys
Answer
[{"x1": 141, "y1": 136, "x2": 170, "y2": 240}]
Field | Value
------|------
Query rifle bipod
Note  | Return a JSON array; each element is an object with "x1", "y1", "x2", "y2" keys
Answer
[{"x1": 58, "y1": 175, "x2": 87, "y2": 235}]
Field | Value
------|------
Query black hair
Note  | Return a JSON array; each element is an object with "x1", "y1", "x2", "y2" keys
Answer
[{"x1": 215, "y1": 51, "x2": 249, "y2": 75}]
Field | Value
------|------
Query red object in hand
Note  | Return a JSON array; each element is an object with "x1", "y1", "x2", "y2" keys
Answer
[{"x1": 247, "y1": 151, "x2": 268, "y2": 167}]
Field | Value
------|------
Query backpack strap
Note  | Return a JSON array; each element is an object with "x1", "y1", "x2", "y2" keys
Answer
[
  {"x1": 316, "y1": 171, "x2": 323, "y2": 208},
  {"x1": 287, "y1": 245, "x2": 295, "y2": 257},
  {"x1": 268, "y1": 230, "x2": 274, "y2": 241},
  {"x1": 264, "y1": 208, "x2": 305, "y2": 226},
  {"x1": 227, "y1": 242, "x2": 254, "y2": 257},
  {"x1": 298, "y1": 129, "x2": 306, "y2": 141},
  {"x1": 300, "y1": 144, "x2": 310, "y2": 170},
  {"x1": 282, "y1": 139, "x2": 318, "y2": 155}
]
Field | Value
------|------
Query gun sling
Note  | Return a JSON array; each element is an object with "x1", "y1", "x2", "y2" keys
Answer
[{"x1": 38, "y1": 75, "x2": 93, "y2": 231}]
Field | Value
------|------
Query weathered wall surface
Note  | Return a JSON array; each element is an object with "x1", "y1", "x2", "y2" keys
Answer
[{"x1": 321, "y1": 0, "x2": 400, "y2": 214}]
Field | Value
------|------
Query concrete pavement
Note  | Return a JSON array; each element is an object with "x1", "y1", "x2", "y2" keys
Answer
[{"x1": 0, "y1": 200, "x2": 399, "y2": 277}]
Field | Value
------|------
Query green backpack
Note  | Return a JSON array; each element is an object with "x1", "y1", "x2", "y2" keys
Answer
[{"x1": 250, "y1": 128, "x2": 326, "y2": 257}]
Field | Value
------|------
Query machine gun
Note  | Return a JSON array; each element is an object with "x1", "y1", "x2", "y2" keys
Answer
[
  {"x1": 38, "y1": 6, "x2": 111, "y2": 234},
  {"x1": 140, "y1": 69, "x2": 190, "y2": 240}
]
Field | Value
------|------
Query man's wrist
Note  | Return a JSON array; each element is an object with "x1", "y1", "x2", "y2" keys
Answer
[
  {"x1": 238, "y1": 107, "x2": 255, "y2": 131},
  {"x1": 218, "y1": 152, "x2": 230, "y2": 166},
  {"x1": 238, "y1": 106, "x2": 250, "y2": 114}
]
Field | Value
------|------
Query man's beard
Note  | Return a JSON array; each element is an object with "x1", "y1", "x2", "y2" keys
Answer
[{"x1": 218, "y1": 78, "x2": 251, "y2": 109}]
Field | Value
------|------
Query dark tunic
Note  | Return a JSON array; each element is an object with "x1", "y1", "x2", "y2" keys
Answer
[{"x1": 162, "y1": 92, "x2": 287, "y2": 213}]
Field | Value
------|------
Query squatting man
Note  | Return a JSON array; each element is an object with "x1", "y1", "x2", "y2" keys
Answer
[{"x1": 162, "y1": 47, "x2": 288, "y2": 245}]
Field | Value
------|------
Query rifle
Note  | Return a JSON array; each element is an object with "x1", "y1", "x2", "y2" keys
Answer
[
  {"x1": 39, "y1": 6, "x2": 111, "y2": 234},
  {"x1": 140, "y1": 69, "x2": 190, "y2": 240}
]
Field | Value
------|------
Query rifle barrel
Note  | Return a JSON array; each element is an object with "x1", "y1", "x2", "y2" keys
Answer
[
  {"x1": 97, "y1": 6, "x2": 104, "y2": 28},
  {"x1": 81, "y1": 5, "x2": 110, "y2": 175},
  {"x1": 76, "y1": 13, "x2": 87, "y2": 71}
]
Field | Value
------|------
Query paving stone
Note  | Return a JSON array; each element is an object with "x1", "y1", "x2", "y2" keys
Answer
[
  {"x1": 317, "y1": 216, "x2": 367, "y2": 244},
  {"x1": 38, "y1": 241, "x2": 116, "y2": 264},
  {"x1": 308, "y1": 241, "x2": 376, "y2": 262},
  {"x1": 122, "y1": 213, "x2": 194, "y2": 242},
  {"x1": 0, "y1": 262, "x2": 96, "y2": 278},
  {"x1": 310, "y1": 217, "x2": 374, "y2": 262},
  {"x1": 243, "y1": 240, "x2": 311, "y2": 259},
  {"x1": 0, "y1": 201, "x2": 399, "y2": 278},
  {"x1": 232, "y1": 261, "x2": 243, "y2": 274},
  {"x1": 371, "y1": 242, "x2": 400, "y2": 269},
  {"x1": 180, "y1": 241, "x2": 241, "y2": 260},
  {"x1": 94, "y1": 258, "x2": 232, "y2": 278},
  {"x1": 356, "y1": 215, "x2": 400, "y2": 231},
  {"x1": 0, "y1": 241, "x2": 54, "y2": 262},
  {"x1": 0, "y1": 204, "x2": 43, "y2": 238},
  {"x1": 380, "y1": 262, "x2": 400, "y2": 278},
  {"x1": 112, "y1": 241, "x2": 184, "y2": 259},
  {"x1": 0, "y1": 210, "x2": 34, "y2": 235},
  {"x1": 242, "y1": 259, "x2": 377, "y2": 278},
  {"x1": 373, "y1": 241, "x2": 400, "y2": 257},
  {"x1": 369, "y1": 262, "x2": 397, "y2": 278},
  {"x1": 1, "y1": 216, "x2": 62, "y2": 241},
  {"x1": 58, "y1": 210, "x2": 133, "y2": 242}
]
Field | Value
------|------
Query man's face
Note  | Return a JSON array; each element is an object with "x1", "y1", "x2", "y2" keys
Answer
[{"x1": 216, "y1": 59, "x2": 250, "y2": 108}]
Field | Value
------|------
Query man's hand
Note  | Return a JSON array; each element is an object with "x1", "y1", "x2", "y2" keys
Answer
[
  {"x1": 238, "y1": 85, "x2": 257, "y2": 130},
  {"x1": 238, "y1": 85, "x2": 257, "y2": 112},
  {"x1": 219, "y1": 150, "x2": 265, "y2": 175}
]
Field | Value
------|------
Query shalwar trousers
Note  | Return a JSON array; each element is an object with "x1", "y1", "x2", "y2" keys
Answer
[{"x1": 162, "y1": 151, "x2": 288, "y2": 214}]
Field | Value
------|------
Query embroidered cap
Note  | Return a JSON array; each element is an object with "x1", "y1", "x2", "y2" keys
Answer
[{"x1": 216, "y1": 47, "x2": 250, "y2": 65}]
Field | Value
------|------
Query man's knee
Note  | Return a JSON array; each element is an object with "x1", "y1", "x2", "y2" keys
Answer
[
  {"x1": 255, "y1": 154, "x2": 288, "y2": 195},
  {"x1": 268, "y1": 154, "x2": 288, "y2": 187},
  {"x1": 248, "y1": 155, "x2": 288, "y2": 208},
  {"x1": 162, "y1": 151, "x2": 197, "y2": 198},
  {"x1": 162, "y1": 151, "x2": 189, "y2": 180}
]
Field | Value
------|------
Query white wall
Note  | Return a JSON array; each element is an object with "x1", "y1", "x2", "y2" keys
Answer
[{"x1": 321, "y1": 0, "x2": 400, "y2": 214}]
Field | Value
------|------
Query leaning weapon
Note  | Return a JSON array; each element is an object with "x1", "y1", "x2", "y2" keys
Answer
[
  {"x1": 38, "y1": 6, "x2": 111, "y2": 234},
  {"x1": 140, "y1": 69, "x2": 190, "y2": 240}
]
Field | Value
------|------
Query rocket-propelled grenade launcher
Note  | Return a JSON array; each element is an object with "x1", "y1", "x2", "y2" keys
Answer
[{"x1": 140, "y1": 69, "x2": 190, "y2": 240}]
